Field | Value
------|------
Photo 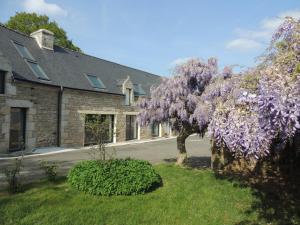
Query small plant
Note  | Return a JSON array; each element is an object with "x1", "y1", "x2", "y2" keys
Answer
[
  {"x1": 85, "y1": 115, "x2": 112, "y2": 161},
  {"x1": 39, "y1": 160, "x2": 58, "y2": 181},
  {"x1": 68, "y1": 159, "x2": 162, "y2": 196},
  {"x1": 4, "y1": 155, "x2": 23, "y2": 194},
  {"x1": 84, "y1": 114, "x2": 122, "y2": 161}
]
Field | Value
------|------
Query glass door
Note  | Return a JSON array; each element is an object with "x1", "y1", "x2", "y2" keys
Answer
[
  {"x1": 9, "y1": 108, "x2": 26, "y2": 151},
  {"x1": 151, "y1": 122, "x2": 159, "y2": 137},
  {"x1": 126, "y1": 115, "x2": 137, "y2": 140},
  {"x1": 84, "y1": 114, "x2": 114, "y2": 146}
]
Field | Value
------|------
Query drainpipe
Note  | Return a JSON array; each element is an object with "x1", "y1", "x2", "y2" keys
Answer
[{"x1": 57, "y1": 86, "x2": 63, "y2": 147}]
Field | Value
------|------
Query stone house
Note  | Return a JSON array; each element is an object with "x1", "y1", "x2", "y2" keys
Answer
[{"x1": 0, "y1": 25, "x2": 171, "y2": 153}]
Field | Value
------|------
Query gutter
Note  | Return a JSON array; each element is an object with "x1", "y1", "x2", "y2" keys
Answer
[{"x1": 13, "y1": 77, "x2": 125, "y2": 96}]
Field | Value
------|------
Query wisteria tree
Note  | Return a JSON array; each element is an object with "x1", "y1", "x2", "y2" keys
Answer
[
  {"x1": 139, "y1": 17, "x2": 300, "y2": 166},
  {"x1": 207, "y1": 17, "x2": 300, "y2": 160},
  {"x1": 137, "y1": 58, "x2": 218, "y2": 165}
]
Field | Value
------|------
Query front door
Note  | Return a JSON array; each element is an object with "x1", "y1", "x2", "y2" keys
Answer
[
  {"x1": 126, "y1": 115, "x2": 137, "y2": 140},
  {"x1": 9, "y1": 108, "x2": 26, "y2": 151}
]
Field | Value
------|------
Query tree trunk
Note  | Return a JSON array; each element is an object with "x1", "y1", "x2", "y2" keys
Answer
[{"x1": 176, "y1": 132, "x2": 189, "y2": 166}]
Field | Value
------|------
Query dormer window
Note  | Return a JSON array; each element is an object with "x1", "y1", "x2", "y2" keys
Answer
[
  {"x1": 133, "y1": 84, "x2": 146, "y2": 96},
  {"x1": 12, "y1": 41, "x2": 50, "y2": 81},
  {"x1": 125, "y1": 88, "x2": 132, "y2": 105},
  {"x1": 86, "y1": 74, "x2": 106, "y2": 89}
]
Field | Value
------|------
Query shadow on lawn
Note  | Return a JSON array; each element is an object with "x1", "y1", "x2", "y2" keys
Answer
[
  {"x1": 164, "y1": 156, "x2": 211, "y2": 169},
  {"x1": 216, "y1": 161, "x2": 300, "y2": 225}
]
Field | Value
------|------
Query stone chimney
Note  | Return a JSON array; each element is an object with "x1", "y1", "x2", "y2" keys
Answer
[{"x1": 30, "y1": 29, "x2": 54, "y2": 50}]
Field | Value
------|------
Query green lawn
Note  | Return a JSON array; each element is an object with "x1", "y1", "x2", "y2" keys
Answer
[{"x1": 0, "y1": 164, "x2": 260, "y2": 225}]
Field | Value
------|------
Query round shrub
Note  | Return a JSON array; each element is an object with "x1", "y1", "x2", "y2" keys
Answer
[{"x1": 68, "y1": 159, "x2": 162, "y2": 196}]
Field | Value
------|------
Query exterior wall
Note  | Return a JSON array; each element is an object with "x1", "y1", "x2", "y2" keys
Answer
[
  {"x1": 140, "y1": 126, "x2": 152, "y2": 140},
  {"x1": 60, "y1": 89, "x2": 156, "y2": 147},
  {"x1": 0, "y1": 73, "x2": 59, "y2": 153},
  {"x1": 0, "y1": 64, "x2": 168, "y2": 153}
]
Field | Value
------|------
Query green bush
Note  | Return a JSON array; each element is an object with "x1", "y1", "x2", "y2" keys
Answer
[{"x1": 68, "y1": 159, "x2": 162, "y2": 196}]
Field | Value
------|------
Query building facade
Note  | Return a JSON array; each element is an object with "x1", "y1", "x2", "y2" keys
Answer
[{"x1": 0, "y1": 25, "x2": 171, "y2": 153}]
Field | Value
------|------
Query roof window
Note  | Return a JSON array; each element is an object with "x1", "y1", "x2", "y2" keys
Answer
[
  {"x1": 13, "y1": 42, "x2": 35, "y2": 61},
  {"x1": 26, "y1": 61, "x2": 50, "y2": 80},
  {"x1": 86, "y1": 74, "x2": 106, "y2": 89},
  {"x1": 12, "y1": 41, "x2": 50, "y2": 81}
]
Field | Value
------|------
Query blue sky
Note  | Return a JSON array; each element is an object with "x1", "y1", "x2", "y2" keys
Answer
[{"x1": 0, "y1": 0, "x2": 300, "y2": 76}]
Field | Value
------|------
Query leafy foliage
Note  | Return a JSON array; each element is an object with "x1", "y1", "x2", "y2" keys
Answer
[
  {"x1": 207, "y1": 17, "x2": 300, "y2": 159},
  {"x1": 137, "y1": 58, "x2": 218, "y2": 164},
  {"x1": 39, "y1": 161, "x2": 58, "y2": 182},
  {"x1": 5, "y1": 12, "x2": 81, "y2": 52},
  {"x1": 138, "y1": 58, "x2": 217, "y2": 133},
  {"x1": 84, "y1": 115, "x2": 113, "y2": 161},
  {"x1": 68, "y1": 159, "x2": 162, "y2": 196},
  {"x1": 138, "y1": 18, "x2": 300, "y2": 161},
  {"x1": 3, "y1": 156, "x2": 23, "y2": 194}
]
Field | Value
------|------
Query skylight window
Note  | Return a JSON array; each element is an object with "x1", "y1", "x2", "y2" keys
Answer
[
  {"x1": 13, "y1": 42, "x2": 35, "y2": 61},
  {"x1": 86, "y1": 74, "x2": 106, "y2": 89},
  {"x1": 27, "y1": 61, "x2": 50, "y2": 80},
  {"x1": 12, "y1": 41, "x2": 50, "y2": 81}
]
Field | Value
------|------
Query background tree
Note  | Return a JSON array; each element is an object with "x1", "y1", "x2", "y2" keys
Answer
[
  {"x1": 5, "y1": 12, "x2": 81, "y2": 52},
  {"x1": 138, "y1": 58, "x2": 218, "y2": 165}
]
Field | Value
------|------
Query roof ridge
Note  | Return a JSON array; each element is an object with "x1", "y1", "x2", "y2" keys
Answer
[
  {"x1": 0, "y1": 23, "x2": 163, "y2": 78},
  {"x1": 0, "y1": 23, "x2": 35, "y2": 39}
]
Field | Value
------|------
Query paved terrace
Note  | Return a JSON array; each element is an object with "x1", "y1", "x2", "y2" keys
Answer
[{"x1": 0, "y1": 135, "x2": 211, "y2": 188}]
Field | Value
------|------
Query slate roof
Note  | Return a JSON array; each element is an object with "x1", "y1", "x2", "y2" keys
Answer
[{"x1": 0, "y1": 24, "x2": 162, "y2": 96}]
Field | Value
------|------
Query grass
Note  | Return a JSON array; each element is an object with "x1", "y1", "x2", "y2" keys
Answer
[{"x1": 0, "y1": 164, "x2": 260, "y2": 225}]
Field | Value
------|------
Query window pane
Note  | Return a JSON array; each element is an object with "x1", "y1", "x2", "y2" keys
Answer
[
  {"x1": 126, "y1": 115, "x2": 137, "y2": 140},
  {"x1": 84, "y1": 114, "x2": 114, "y2": 145},
  {"x1": 14, "y1": 42, "x2": 35, "y2": 61},
  {"x1": 125, "y1": 88, "x2": 131, "y2": 105},
  {"x1": 9, "y1": 108, "x2": 26, "y2": 151},
  {"x1": 87, "y1": 75, "x2": 105, "y2": 89},
  {"x1": 27, "y1": 61, "x2": 49, "y2": 80},
  {"x1": 0, "y1": 71, "x2": 4, "y2": 94}
]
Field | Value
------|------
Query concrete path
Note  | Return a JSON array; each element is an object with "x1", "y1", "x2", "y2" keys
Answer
[{"x1": 0, "y1": 135, "x2": 211, "y2": 187}]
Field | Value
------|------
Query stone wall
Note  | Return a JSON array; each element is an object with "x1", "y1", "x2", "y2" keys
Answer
[
  {"x1": 0, "y1": 74, "x2": 59, "y2": 153},
  {"x1": 0, "y1": 73, "x2": 168, "y2": 153},
  {"x1": 60, "y1": 89, "x2": 157, "y2": 147}
]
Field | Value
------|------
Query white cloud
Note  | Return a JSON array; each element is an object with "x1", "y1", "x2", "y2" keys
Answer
[
  {"x1": 234, "y1": 28, "x2": 270, "y2": 41},
  {"x1": 227, "y1": 9, "x2": 300, "y2": 52},
  {"x1": 170, "y1": 57, "x2": 194, "y2": 66},
  {"x1": 226, "y1": 38, "x2": 262, "y2": 51},
  {"x1": 22, "y1": 0, "x2": 68, "y2": 17},
  {"x1": 261, "y1": 9, "x2": 300, "y2": 31}
]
